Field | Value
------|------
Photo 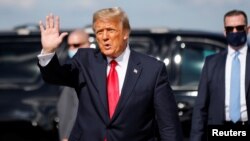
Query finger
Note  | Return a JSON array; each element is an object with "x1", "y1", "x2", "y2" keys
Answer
[
  {"x1": 39, "y1": 20, "x2": 44, "y2": 32},
  {"x1": 55, "y1": 16, "x2": 60, "y2": 31},
  {"x1": 49, "y1": 13, "x2": 54, "y2": 29},
  {"x1": 46, "y1": 15, "x2": 49, "y2": 29}
]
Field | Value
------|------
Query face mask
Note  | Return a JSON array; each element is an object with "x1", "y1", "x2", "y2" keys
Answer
[
  {"x1": 68, "y1": 49, "x2": 78, "y2": 58},
  {"x1": 226, "y1": 31, "x2": 247, "y2": 48}
]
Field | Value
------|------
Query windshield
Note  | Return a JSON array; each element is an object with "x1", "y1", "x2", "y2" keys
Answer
[
  {"x1": 166, "y1": 37, "x2": 226, "y2": 90},
  {"x1": 170, "y1": 41, "x2": 222, "y2": 90},
  {"x1": 128, "y1": 34, "x2": 226, "y2": 91}
]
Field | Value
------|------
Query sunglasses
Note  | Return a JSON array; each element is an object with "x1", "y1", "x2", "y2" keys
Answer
[
  {"x1": 225, "y1": 25, "x2": 246, "y2": 33},
  {"x1": 68, "y1": 43, "x2": 82, "y2": 48}
]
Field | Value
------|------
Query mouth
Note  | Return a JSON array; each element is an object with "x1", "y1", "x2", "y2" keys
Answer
[{"x1": 104, "y1": 44, "x2": 111, "y2": 49}]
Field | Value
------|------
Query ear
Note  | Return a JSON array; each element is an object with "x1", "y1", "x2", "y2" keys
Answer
[
  {"x1": 247, "y1": 25, "x2": 250, "y2": 34},
  {"x1": 123, "y1": 30, "x2": 129, "y2": 40}
]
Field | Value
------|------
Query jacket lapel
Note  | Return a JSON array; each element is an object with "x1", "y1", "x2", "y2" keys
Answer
[
  {"x1": 211, "y1": 51, "x2": 227, "y2": 121},
  {"x1": 89, "y1": 50, "x2": 109, "y2": 119},
  {"x1": 111, "y1": 51, "x2": 142, "y2": 121},
  {"x1": 245, "y1": 46, "x2": 250, "y2": 96},
  {"x1": 218, "y1": 51, "x2": 227, "y2": 101}
]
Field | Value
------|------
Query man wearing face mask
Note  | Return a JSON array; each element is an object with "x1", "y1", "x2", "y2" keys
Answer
[
  {"x1": 67, "y1": 29, "x2": 90, "y2": 58},
  {"x1": 190, "y1": 9, "x2": 250, "y2": 141},
  {"x1": 57, "y1": 29, "x2": 90, "y2": 141}
]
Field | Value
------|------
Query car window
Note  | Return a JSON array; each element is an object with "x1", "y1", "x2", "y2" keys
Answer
[
  {"x1": 129, "y1": 37, "x2": 158, "y2": 58},
  {"x1": 169, "y1": 37, "x2": 226, "y2": 90},
  {"x1": 176, "y1": 42, "x2": 220, "y2": 87}
]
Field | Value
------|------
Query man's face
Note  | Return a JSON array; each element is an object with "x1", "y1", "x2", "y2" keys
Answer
[
  {"x1": 67, "y1": 34, "x2": 89, "y2": 50},
  {"x1": 224, "y1": 14, "x2": 248, "y2": 35},
  {"x1": 93, "y1": 18, "x2": 129, "y2": 58},
  {"x1": 67, "y1": 32, "x2": 90, "y2": 58}
]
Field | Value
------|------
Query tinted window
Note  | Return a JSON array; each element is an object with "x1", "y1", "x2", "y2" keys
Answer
[
  {"x1": 129, "y1": 37, "x2": 158, "y2": 58},
  {"x1": 168, "y1": 37, "x2": 226, "y2": 90}
]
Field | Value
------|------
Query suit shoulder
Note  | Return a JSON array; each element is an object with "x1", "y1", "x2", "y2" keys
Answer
[
  {"x1": 77, "y1": 48, "x2": 96, "y2": 55},
  {"x1": 74, "y1": 48, "x2": 98, "y2": 59},
  {"x1": 132, "y1": 51, "x2": 165, "y2": 66},
  {"x1": 205, "y1": 50, "x2": 227, "y2": 62},
  {"x1": 202, "y1": 50, "x2": 227, "y2": 72}
]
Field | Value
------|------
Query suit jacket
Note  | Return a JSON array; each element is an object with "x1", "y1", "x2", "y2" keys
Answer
[
  {"x1": 57, "y1": 56, "x2": 79, "y2": 140},
  {"x1": 57, "y1": 86, "x2": 79, "y2": 140},
  {"x1": 38, "y1": 48, "x2": 183, "y2": 141},
  {"x1": 190, "y1": 47, "x2": 250, "y2": 141}
]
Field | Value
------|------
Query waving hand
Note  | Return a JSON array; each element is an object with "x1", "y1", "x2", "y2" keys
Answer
[{"x1": 39, "y1": 14, "x2": 68, "y2": 54}]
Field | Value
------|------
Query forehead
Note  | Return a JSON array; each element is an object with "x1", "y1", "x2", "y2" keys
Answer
[
  {"x1": 94, "y1": 18, "x2": 122, "y2": 30},
  {"x1": 68, "y1": 34, "x2": 86, "y2": 43},
  {"x1": 225, "y1": 14, "x2": 245, "y2": 26}
]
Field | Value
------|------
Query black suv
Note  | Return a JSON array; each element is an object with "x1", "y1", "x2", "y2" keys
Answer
[
  {"x1": 0, "y1": 26, "x2": 70, "y2": 141},
  {"x1": 0, "y1": 26, "x2": 227, "y2": 140}
]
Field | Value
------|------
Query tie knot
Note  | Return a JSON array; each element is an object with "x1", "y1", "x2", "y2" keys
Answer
[
  {"x1": 110, "y1": 60, "x2": 118, "y2": 68},
  {"x1": 234, "y1": 51, "x2": 240, "y2": 58}
]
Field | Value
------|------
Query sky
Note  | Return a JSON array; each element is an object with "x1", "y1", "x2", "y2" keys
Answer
[{"x1": 0, "y1": 0, "x2": 249, "y2": 33}]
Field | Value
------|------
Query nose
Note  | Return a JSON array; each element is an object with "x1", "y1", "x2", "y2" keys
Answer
[
  {"x1": 102, "y1": 30, "x2": 109, "y2": 40},
  {"x1": 233, "y1": 27, "x2": 238, "y2": 33}
]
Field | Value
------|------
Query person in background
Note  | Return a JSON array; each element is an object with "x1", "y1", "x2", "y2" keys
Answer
[
  {"x1": 38, "y1": 7, "x2": 183, "y2": 141},
  {"x1": 66, "y1": 29, "x2": 90, "y2": 58},
  {"x1": 190, "y1": 9, "x2": 250, "y2": 141},
  {"x1": 57, "y1": 29, "x2": 90, "y2": 141}
]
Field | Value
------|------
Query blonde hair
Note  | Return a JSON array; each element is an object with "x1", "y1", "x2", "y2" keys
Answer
[{"x1": 92, "y1": 7, "x2": 131, "y2": 32}]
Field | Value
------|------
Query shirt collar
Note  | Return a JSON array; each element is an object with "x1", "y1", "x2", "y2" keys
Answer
[
  {"x1": 228, "y1": 43, "x2": 248, "y2": 57},
  {"x1": 107, "y1": 45, "x2": 131, "y2": 67}
]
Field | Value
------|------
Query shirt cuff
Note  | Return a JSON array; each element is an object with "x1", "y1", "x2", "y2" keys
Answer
[{"x1": 37, "y1": 50, "x2": 55, "y2": 67}]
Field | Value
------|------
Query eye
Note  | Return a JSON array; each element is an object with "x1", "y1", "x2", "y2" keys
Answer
[
  {"x1": 107, "y1": 28, "x2": 116, "y2": 33},
  {"x1": 225, "y1": 25, "x2": 246, "y2": 32},
  {"x1": 96, "y1": 30, "x2": 103, "y2": 36}
]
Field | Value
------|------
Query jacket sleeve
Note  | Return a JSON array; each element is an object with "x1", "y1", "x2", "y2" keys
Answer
[
  {"x1": 37, "y1": 53, "x2": 83, "y2": 88},
  {"x1": 154, "y1": 62, "x2": 183, "y2": 141},
  {"x1": 189, "y1": 57, "x2": 210, "y2": 141}
]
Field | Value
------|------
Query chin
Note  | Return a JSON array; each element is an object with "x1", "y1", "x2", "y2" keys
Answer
[{"x1": 102, "y1": 51, "x2": 113, "y2": 58}]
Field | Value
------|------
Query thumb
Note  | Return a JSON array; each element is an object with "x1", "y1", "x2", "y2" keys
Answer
[{"x1": 59, "y1": 32, "x2": 68, "y2": 41}]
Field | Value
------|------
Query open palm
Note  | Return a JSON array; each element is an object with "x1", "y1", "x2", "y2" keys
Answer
[{"x1": 39, "y1": 14, "x2": 68, "y2": 53}]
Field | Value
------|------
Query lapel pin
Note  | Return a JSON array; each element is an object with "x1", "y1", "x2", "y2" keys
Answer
[{"x1": 133, "y1": 69, "x2": 138, "y2": 74}]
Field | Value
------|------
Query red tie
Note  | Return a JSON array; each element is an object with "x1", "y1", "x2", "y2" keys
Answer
[{"x1": 107, "y1": 60, "x2": 119, "y2": 118}]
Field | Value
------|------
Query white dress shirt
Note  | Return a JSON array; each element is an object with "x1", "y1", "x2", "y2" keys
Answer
[
  {"x1": 37, "y1": 50, "x2": 55, "y2": 67},
  {"x1": 225, "y1": 43, "x2": 248, "y2": 121}
]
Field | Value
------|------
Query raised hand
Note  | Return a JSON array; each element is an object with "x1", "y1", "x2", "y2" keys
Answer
[{"x1": 39, "y1": 14, "x2": 68, "y2": 54}]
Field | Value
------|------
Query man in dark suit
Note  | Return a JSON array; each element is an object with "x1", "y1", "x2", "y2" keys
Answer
[
  {"x1": 190, "y1": 9, "x2": 250, "y2": 141},
  {"x1": 57, "y1": 29, "x2": 90, "y2": 141},
  {"x1": 38, "y1": 7, "x2": 183, "y2": 141}
]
